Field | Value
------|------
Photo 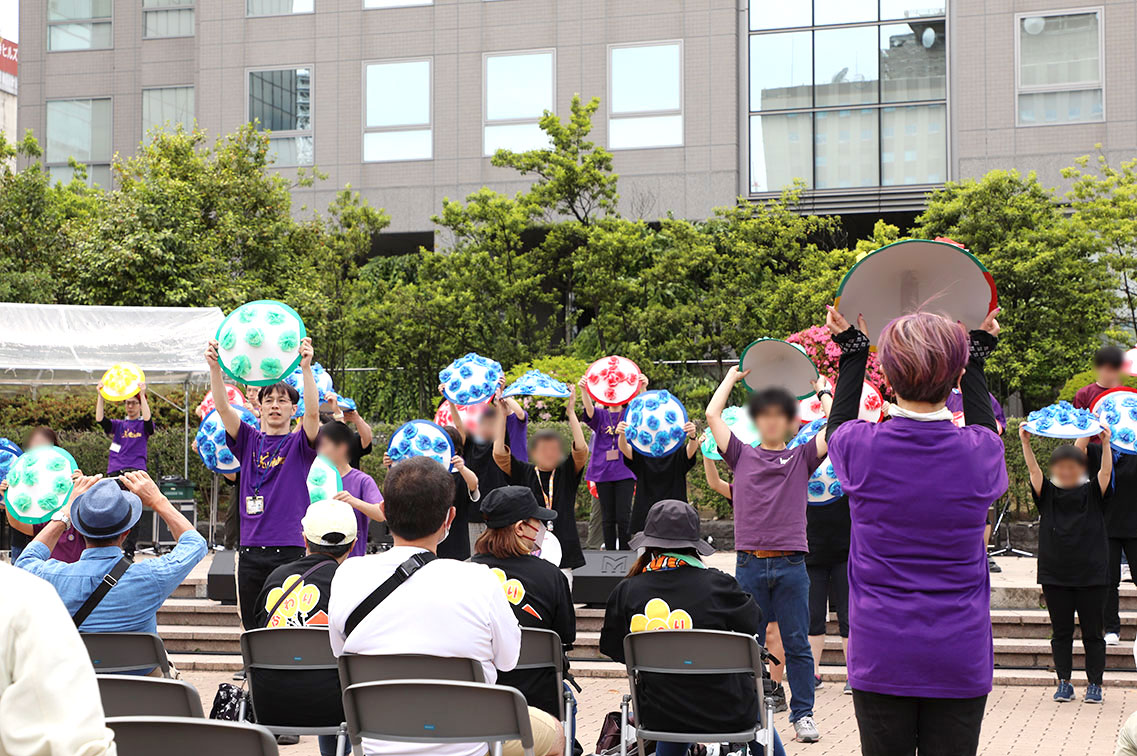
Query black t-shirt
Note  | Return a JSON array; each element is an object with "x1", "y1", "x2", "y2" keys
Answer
[
  {"x1": 1032, "y1": 478, "x2": 1110, "y2": 587},
  {"x1": 600, "y1": 565, "x2": 763, "y2": 734},
  {"x1": 464, "y1": 437, "x2": 508, "y2": 495},
  {"x1": 508, "y1": 455, "x2": 586, "y2": 570},
  {"x1": 348, "y1": 432, "x2": 372, "y2": 470},
  {"x1": 1088, "y1": 445, "x2": 1137, "y2": 538},
  {"x1": 624, "y1": 448, "x2": 697, "y2": 536},
  {"x1": 805, "y1": 495, "x2": 850, "y2": 566},
  {"x1": 438, "y1": 472, "x2": 474, "y2": 560},
  {"x1": 250, "y1": 554, "x2": 343, "y2": 727},
  {"x1": 469, "y1": 552, "x2": 576, "y2": 717}
]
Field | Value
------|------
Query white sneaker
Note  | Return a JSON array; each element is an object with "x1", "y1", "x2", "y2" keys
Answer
[
  {"x1": 794, "y1": 716, "x2": 821, "y2": 743},
  {"x1": 1106, "y1": 632, "x2": 1120, "y2": 646},
  {"x1": 1123, "y1": 564, "x2": 1131, "y2": 581}
]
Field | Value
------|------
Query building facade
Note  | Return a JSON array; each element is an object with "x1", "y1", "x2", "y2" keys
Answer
[
  {"x1": 14, "y1": 0, "x2": 1137, "y2": 237},
  {"x1": 0, "y1": 37, "x2": 16, "y2": 159}
]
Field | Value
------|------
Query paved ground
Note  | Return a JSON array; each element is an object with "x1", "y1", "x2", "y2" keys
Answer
[{"x1": 181, "y1": 668, "x2": 1136, "y2": 755}]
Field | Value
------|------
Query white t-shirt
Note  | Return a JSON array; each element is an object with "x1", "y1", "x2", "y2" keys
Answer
[{"x1": 328, "y1": 546, "x2": 522, "y2": 756}]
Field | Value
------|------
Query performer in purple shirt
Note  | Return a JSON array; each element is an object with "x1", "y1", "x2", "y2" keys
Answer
[
  {"x1": 95, "y1": 382, "x2": 154, "y2": 559},
  {"x1": 206, "y1": 335, "x2": 321, "y2": 629},
  {"x1": 578, "y1": 373, "x2": 646, "y2": 551},
  {"x1": 824, "y1": 305, "x2": 1006, "y2": 756},
  {"x1": 316, "y1": 420, "x2": 384, "y2": 559}
]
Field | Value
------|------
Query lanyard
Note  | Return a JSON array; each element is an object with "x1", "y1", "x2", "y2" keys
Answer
[
  {"x1": 538, "y1": 467, "x2": 555, "y2": 509},
  {"x1": 252, "y1": 432, "x2": 289, "y2": 496}
]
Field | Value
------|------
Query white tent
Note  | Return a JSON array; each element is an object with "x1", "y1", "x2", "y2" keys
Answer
[{"x1": 0, "y1": 303, "x2": 225, "y2": 477}]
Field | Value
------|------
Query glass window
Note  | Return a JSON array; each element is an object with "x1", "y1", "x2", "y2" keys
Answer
[
  {"x1": 814, "y1": 26, "x2": 879, "y2": 107},
  {"x1": 484, "y1": 51, "x2": 554, "y2": 156},
  {"x1": 609, "y1": 42, "x2": 682, "y2": 149},
  {"x1": 881, "y1": 104, "x2": 945, "y2": 185},
  {"x1": 143, "y1": 0, "x2": 194, "y2": 38},
  {"x1": 363, "y1": 0, "x2": 431, "y2": 8},
  {"x1": 749, "y1": 32, "x2": 812, "y2": 111},
  {"x1": 880, "y1": 21, "x2": 945, "y2": 102},
  {"x1": 814, "y1": 108, "x2": 878, "y2": 189},
  {"x1": 364, "y1": 59, "x2": 432, "y2": 162},
  {"x1": 249, "y1": 68, "x2": 313, "y2": 166},
  {"x1": 142, "y1": 87, "x2": 195, "y2": 135},
  {"x1": 751, "y1": 113, "x2": 812, "y2": 192},
  {"x1": 749, "y1": 0, "x2": 810, "y2": 31},
  {"x1": 881, "y1": 0, "x2": 945, "y2": 20},
  {"x1": 814, "y1": 0, "x2": 876, "y2": 26},
  {"x1": 47, "y1": 0, "x2": 112, "y2": 51},
  {"x1": 46, "y1": 98, "x2": 113, "y2": 187},
  {"x1": 247, "y1": 0, "x2": 314, "y2": 16},
  {"x1": 1017, "y1": 11, "x2": 1102, "y2": 125}
]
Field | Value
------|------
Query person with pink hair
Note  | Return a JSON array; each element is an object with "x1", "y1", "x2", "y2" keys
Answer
[{"x1": 822, "y1": 306, "x2": 1006, "y2": 756}]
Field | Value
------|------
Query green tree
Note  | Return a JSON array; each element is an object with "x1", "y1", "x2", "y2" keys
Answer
[{"x1": 914, "y1": 170, "x2": 1117, "y2": 408}]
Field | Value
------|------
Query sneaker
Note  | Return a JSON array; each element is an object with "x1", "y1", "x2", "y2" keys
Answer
[
  {"x1": 1106, "y1": 632, "x2": 1120, "y2": 646},
  {"x1": 987, "y1": 557, "x2": 1001, "y2": 573},
  {"x1": 1123, "y1": 563, "x2": 1131, "y2": 581},
  {"x1": 793, "y1": 716, "x2": 821, "y2": 743},
  {"x1": 275, "y1": 735, "x2": 300, "y2": 745},
  {"x1": 1053, "y1": 680, "x2": 1075, "y2": 702},
  {"x1": 1085, "y1": 683, "x2": 1103, "y2": 704},
  {"x1": 814, "y1": 673, "x2": 823, "y2": 689},
  {"x1": 843, "y1": 681, "x2": 853, "y2": 695},
  {"x1": 770, "y1": 683, "x2": 788, "y2": 713}
]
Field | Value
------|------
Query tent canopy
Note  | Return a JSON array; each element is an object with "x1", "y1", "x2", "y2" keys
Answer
[{"x1": 0, "y1": 303, "x2": 224, "y2": 388}]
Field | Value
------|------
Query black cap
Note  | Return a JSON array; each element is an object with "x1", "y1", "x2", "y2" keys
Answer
[
  {"x1": 481, "y1": 485, "x2": 558, "y2": 529},
  {"x1": 629, "y1": 499, "x2": 714, "y2": 556}
]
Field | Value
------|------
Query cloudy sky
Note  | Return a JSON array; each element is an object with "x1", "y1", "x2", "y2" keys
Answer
[{"x1": 1, "y1": 3, "x2": 17, "y2": 42}]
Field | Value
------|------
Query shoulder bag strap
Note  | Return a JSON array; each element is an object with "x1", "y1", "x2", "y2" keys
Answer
[
  {"x1": 72, "y1": 555, "x2": 131, "y2": 628},
  {"x1": 343, "y1": 552, "x2": 436, "y2": 638}
]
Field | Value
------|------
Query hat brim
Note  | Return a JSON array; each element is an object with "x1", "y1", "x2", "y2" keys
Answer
[
  {"x1": 628, "y1": 531, "x2": 715, "y2": 557},
  {"x1": 72, "y1": 490, "x2": 143, "y2": 540},
  {"x1": 533, "y1": 507, "x2": 558, "y2": 523}
]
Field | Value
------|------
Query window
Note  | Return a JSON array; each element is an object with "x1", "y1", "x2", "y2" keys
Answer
[
  {"x1": 143, "y1": 87, "x2": 195, "y2": 135},
  {"x1": 249, "y1": 68, "x2": 313, "y2": 166},
  {"x1": 483, "y1": 50, "x2": 554, "y2": 156},
  {"x1": 747, "y1": 0, "x2": 947, "y2": 194},
  {"x1": 608, "y1": 42, "x2": 683, "y2": 150},
  {"x1": 247, "y1": 0, "x2": 314, "y2": 16},
  {"x1": 1016, "y1": 10, "x2": 1103, "y2": 126},
  {"x1": 364, "y1": 59, "x2": 432, "y2": 162},
  {"x1": 47, "y1": 0, "x2": 112, "y2": 51},
  {"x1": 363, "y1": 0, "x2": 431, "y2": 8},
  {"x1": 46, "y1": 98, "x2": 113, "y2": 187},
  {"x1": 143, "y1": 0, "x2": 194, "y2": 38}
]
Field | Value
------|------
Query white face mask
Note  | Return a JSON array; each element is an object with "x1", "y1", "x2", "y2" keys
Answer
[{"x1": 520, "y1": 521, "x2": 546, "y2": 550}]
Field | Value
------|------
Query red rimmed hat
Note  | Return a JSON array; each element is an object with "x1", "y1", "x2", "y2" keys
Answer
[{"x1": 584, "y1": 356, "x2": 642, "y2": 407}]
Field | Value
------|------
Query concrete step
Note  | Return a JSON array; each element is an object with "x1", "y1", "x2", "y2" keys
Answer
[
  {"x1": 992, "y1": 582, "x2": 1137, "y2": 612},
  {"x1": 171, "y1": 576, "x2": 207, "y2": 599},
  {"x1": 158, "y1": 598, "x2": 240, "y2": 627},
  {"x1": 158, "y1": 625, "x2": 241, "y2": 654},
  {"x1": 168, "y1": 653, "x2": 242, "y2": 673}
]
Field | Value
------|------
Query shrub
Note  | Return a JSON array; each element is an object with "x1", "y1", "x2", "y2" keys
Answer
[{"x1": 1056, "y1": 367, "x2": 1137, "y2": 404}]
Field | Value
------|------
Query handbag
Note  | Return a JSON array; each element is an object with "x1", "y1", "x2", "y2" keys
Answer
[{"x1": 209, "y1": 681, "x2": 252, "y2": 722}]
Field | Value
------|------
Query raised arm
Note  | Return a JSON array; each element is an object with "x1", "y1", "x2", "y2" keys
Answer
[
  {"x1": 491, "y1": 397, "x2": 512, "y2": 477},
  {"x1": 1097, "y1": 426, "x2": 1114, "y2": 496},
  {"x1": 299, "y1": 338, "x2": 320, "y2": 443},
  {"x1": 615, "y1": 421, "x2": 633, "y2": 460},
  {"x1": 684, "y1": 421, "x2": 699, "y2": 459},
  {"x1": 454, "y1": 455, "x2": 479, "y2": 495},
  {"x1": 121, "y1": 470, "x2": 196, "y2": 540},
  {"x1": 441, "y1": 384, "x2": 468, "y2": 446},
  {"x1": 139, "y1": 383, "x2": 152, "y2": 422},
  {"x1": 702, "y1": 455, "x2": 732, "y2": 500},
  {"x1": 824, "y1": 306, "x2": 871, "y2": 444},
  {"x1": 706, "y1": 365, "x2": 749, "y2": 455},
  {"x1": 94, "y1": 386, "x2": 105, "y2": 423},
  {"x1": 812, "y1": 375, "x2": 834, "y2": 458},
  {"x1": 577, "y1": 376, "x2": 595, "y2": 419},
  {"x1": 961, "y1": 310, "x2": 1001, "y2": 433},
  {"x1": 205, "y1": 340, "x2": 243, "y2": 438},
  {"x1": 1019, "y1": 426, "x2": 1044, "y2": 496},
  {"x1": 566, "y1": 386, "x2": 586, "y2": 452}
]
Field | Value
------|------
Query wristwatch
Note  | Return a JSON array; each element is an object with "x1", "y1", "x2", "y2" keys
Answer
[
  {"x1": 817, "y1": 389, "x2": 834, "y2": 399},
  {"x1": 50, "y1": 510, "x2": 71, "y2": 529},
  {"x1": 333, "y1": 412, "x2": 346, "y2": 421}
]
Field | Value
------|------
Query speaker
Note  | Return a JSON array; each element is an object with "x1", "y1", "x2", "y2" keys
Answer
[
  {"x1": 571, "y1": 550, "x2": 636, "y2": 606},
  {"x1": 207, "y1": 548, "x2": 237, "y2": 605}
]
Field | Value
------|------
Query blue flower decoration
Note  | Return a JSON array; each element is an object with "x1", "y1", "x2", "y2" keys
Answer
[
  {"x1": 638, "y1": 431, "x2": 652, "y2": 446},
  {"x1": 650, "y1": 442, "x2": 665, "y2": 456},
  {"x1": 664, "y1": 410, "x2": 678, "y2": 424},
  {"x1": 433, "y1": 439, "x2": 450, "y2": 454},
  {"x1": 1129, "y1": 408, "x2": 1137, "y2": 423},
  {"x1": 449, "y1": 379, "x2": 462, "y2": 393},
  {"x1": 647, "y1": 416, "x2": 660, "y2": 430},
  {"x1": 829, "y1": 481, "x2": 844, "y2": 496},
  {"x1": 405, "y1": 424, "x2": 418, "y2": 439},
  {"x1": 1107, "y1": 409, "x2": 1122, "y2": 425},
  {"x1": 456, "y1": 391, "x2": 471, "y2": 404},
  {"x1": 644, "y1": 399, "x2": 659, "y2": 411},
  {"x1": 459, "y1": 365, "x2": 473, "y2": 379},
  {"x1": 213, "y1": 429, "x2": 227, "y2": 445},
  {"x1": 629, "y1": 412, "x2": 642, "y2": 425},
  {"x1": 655, "y1": 431, "x2": 670, "y2": 445},
  {"x1": 1119, "y1": 428, "x2": 1136, "y2": 445},
  {"x1": 440, "y1": 370, "x2": 453, "y2": 383},
  {"x1": 808, "y1": 481, "x2": 826, "y2": 497},
  {"x1": 826, "y1": 463, "x2": 835, "y2": 477},
  {"x1": 218, "y1": 449, "x2": 234, "y2": 464},
  {"x1": 670, "y1": 427, "x2": 685, "y2": 440},
  {"x1": 1124, "y1": 397, "x2": 1137, "y2": 409},
  {"x1": 416, "y1": 435, "x2": 431, "y2": 451},
  {"x1": 398, "y1": 440, "x2": 411, "y2": 454}
]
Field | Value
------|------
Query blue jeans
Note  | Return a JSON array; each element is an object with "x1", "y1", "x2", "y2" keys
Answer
[
  {"x1": 654, "y1": 733, "x2": 785, "y2": 756},
  {"x1": 735, "y1": 552, "x2": 815, "y2": 723},
  {"x1": 317, "y1": 734, "x2": 339, "y2": 756}
]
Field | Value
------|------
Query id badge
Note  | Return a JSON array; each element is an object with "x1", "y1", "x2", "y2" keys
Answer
[
  {"x1": 109, "y1": 442, "x2": 122, "y2": 453},
  {"x1": 606, "y1": 449, "x2": 620, "y2": 461},
  {"x1": 245, "y1": 495, "x2": 265, "y2": 516}
]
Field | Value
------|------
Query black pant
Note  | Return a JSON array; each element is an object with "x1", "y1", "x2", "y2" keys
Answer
[
  {"x1": 596, "y1": 479, "x2": 634, "y2": 550},
  {"x1": 1042, "y1": 584, "x2": 1107, "y2": 684},
  {"x1": 237, "y1": 546, "x2": 305, "y2": 630},
  {"x1": 807, "y1": 561, "x2": 849, "y2": 637},
  {"x1": 852, "y1": 689, "x2": 987, "y2": 756},
  {"x1": 1107, "y1": 538, "x2": 1137, "y2": 635}
]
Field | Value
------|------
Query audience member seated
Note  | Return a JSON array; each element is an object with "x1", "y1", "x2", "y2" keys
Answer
[
  {"x1": 253, "y1": 499, "x2": 358, "y2": 756},
  {"x1": 470, "y1": 486, "x2": 577, "y2": 722},
  {"x1": 0, "y1": 562, "x2": 117, "y2": 756},
  {"x1": 16, "y1": 472, "x2": 207, "y2": 643},
  {"x1": 329, "y1": 456, "x2": 564, "y2": 756},
  {"x1": 600, "y1": 499, "x2": 785, "y2": 756}
]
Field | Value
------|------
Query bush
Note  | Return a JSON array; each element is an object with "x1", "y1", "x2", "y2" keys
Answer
[{"x1": 1056, "y1": 368, "x2": 1137, "y2": 403}]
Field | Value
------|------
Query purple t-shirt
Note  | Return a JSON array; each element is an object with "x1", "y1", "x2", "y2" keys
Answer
[
  {"x1": 31, "y1": 523, "x2": 85, "y2": 563},
  {"x1": 828, "y1": 417, "x2": 1008, "y2": 699},
  {"x1": 506, "y1": 412, "x2": 529, "y2": 463},
  {"x1": 721, "y1": 434, "x2": 821, "y2": 552},
  {"x1": 585, "y1": 407, "x2": 635, "y2": 483},
  {"x1": 341, "y1": 468, "x2": 382, "y2": 558},
  {"x1": 945, "y1": 389, "x2": 1006, "y2": 430},
  {"x1": 228, "y1": 423, "x2": 318, "y2": 547},
  {"x1": 107, "y1": 418, "x2": 151, "y2": 473}
]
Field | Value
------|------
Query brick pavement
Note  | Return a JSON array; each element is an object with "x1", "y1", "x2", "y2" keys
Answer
[{"x1": 181, "y1": 669, "x2": 1136, "y2": 755}]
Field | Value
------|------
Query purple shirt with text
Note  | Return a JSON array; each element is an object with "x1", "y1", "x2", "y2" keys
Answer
[
  {"x1": 228, "y1": 423, "x2": 318, "y2": 547},
  {"x1": 585, "y1": 406, "x2": 635, "y2": 483},
  {"x1": 107, "y1": 418, "x2": 150, "y2": 472}
]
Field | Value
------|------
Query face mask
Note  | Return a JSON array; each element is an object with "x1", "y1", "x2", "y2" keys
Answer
[{"x1": 519, "y1": 521, "x2": 546, "y2": 550}]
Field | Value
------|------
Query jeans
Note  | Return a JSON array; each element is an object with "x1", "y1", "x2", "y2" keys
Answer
[
  {"x1": 807, "y1": 560, "x2": 849, "y2": 637},
  {"x1": 1042, "y1": 584, "x2": 1107, "y2": 684},
  {"x1": 735, "y1": 552, "x2": 814, "y2": 723},
  {"x1": 596, "y1": 479, "x2": 635, "y2": 550},
  {"x1": 1107, "y1": 538, "x2": 1137, "y2": 635},
  {"x1": 852, "y1": 689, "x2": 987, "y2": 756},
  {"x1": 654, "y1": 733, "x2": 785, "y2": 756},
  {"x1": 317, "y1": 734, "x2": 338, "y2": 756}
]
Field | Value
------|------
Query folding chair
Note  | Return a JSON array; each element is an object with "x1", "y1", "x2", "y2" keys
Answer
[
  {"x1": 516, "y1": 628, "x2": 573, "y2": 756},
  {"x1": 97, "y1": 675, "x2": 204, "y2": 718},
  {"x1": 337, "y1": 652, "x2": 484, "y2": 692},
  {"x1": 343, "y1": 679, "x2": 535, "y2": 756},
  {"x1": 239, "y1": 627, "x2": 348, "y2": 756},
  {"x1": 105, "y1": 716, "x2": 278, "y2": 756},
  {"x1": 619, "y1": 630, "x2": 773, "y2": 756},
  {"x1": 81, "y1": 632, "x2": 171, "y2": 677}
]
